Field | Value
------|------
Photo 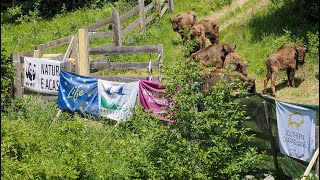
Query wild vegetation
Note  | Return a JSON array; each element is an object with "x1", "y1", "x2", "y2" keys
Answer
[{"x1": 1, "y1": 0, "x2": 319, "y2": 179}]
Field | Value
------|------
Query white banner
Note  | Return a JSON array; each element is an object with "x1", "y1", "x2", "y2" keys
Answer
[
  {"x1": 98, "y1": 80, "x2": 138, "y2": 121},
  {"x1": 275, "y1": 100, "x2": 316, "y2": 162},
  {"x1": 24, "y1": 57, "x2": 61, "y2": 95}
]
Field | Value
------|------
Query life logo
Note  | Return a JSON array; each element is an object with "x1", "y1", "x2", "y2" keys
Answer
[
  {"x1": 288, "y1": 112, "x2": 304, "y2": 128},
  {"x1": 26, "y1": 62, "x2": 36, "y2": 81}
]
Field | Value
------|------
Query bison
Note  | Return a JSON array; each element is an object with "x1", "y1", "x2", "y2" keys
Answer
[
  {"x1": 188, "y1": 43, "x2": 236, "y2": 68},
  {"x1": 263, "y1": 43, "x2": 308, "y2": 97},
  {"x1": 170, "y1": 11, "x2": 197, "y2": 42},
  {"x1": 223, "y1": 53, "x2": 248, "y2": 76},
  {"x1": 200, "y1": 69, "x2": 256, "y2": 94},
  {"x1": 190, "y1": 19, "x2": 219, "y2": 50}
]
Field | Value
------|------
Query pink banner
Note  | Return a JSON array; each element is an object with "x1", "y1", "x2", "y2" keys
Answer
[{"x1": 138, "y1": 80, "x2": 174, "y2": 123}]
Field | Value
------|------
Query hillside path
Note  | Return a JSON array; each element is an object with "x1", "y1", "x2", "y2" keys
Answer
[{"x1": 206, "y1": 0, "x2": 271, "y2": 30}]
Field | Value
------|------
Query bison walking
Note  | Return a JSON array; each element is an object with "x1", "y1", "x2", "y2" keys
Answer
[{"x1": 263, "y1": 43, "x2": 308, "y2": 97}]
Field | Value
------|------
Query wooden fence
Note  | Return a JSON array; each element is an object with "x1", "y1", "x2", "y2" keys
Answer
[{"x1": 12, "y1": 0, "x2": 173, "y2": 98}]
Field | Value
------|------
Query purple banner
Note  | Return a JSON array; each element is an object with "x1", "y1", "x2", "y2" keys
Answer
[{"x1": 138, "y1": 80, "x2": 174, "y2": 123}]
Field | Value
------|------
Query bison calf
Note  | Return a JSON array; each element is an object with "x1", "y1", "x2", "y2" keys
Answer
[
  {"x1": 171, "y1": 11, "x2": 197, "y2": 42},
  {"x1": 223, "y1": 53, "x2": 248, "y2": 76},
  {"x1": 263, "y1": 43, "x2": 308, "y2": 97},
  {"x1": 190, "y1": 19, "x2": 219, "y2": 50},
  {"x1": 189, "y1": 43, "x2": 236, "y2": 68},
  {"x1": 201, "y1": 69, "x2": 256, "y2": 94}
]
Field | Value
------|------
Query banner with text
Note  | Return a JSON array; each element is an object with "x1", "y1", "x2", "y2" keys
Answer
[
  {"x1": 24, "y1": 57, "x2": 61, "y2": 94},
  {"x1": 98, "y1": 80, "x2": 138, "y2": 121},
  {"x1": 275, "y1": 100, "x2": 316, "y2": 162},
  {"x1": 138, "y1": 80, "x2": 174, "y2": 122},
  {"x1": 58, "y1": 70, "x2": 99, "y2": 115}
]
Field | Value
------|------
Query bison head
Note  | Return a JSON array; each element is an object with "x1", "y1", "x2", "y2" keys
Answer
[
  {"x1": 222, "y1": 44, "x2": 236, "y2": 61},
  {"x1": 244, "y1": 77, "x2": 256, "y2": 93},
  {"x1": 171, "y1": 15, "x2": 183, "y2": 31},
  {"x1": 294, "y1": 45, "x2": 308, "y2": 66},
  {"x1": 190, "y1": 25, "x2": 203, "y2": 40}
]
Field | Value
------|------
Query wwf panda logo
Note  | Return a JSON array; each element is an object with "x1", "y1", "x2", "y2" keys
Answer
[{"x1": 26, "y1": 63, "x2": 36, "y2": 81}]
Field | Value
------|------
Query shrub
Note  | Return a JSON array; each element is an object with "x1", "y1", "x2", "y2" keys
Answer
[
  {"x1": 160, "y1": 58, "x2": 265, "y2": 179},
  {"x1": 1, "y1": 41, "x2": 14, "y2": 112}
]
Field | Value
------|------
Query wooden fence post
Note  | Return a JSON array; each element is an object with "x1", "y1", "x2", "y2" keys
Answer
[
  {"x1": 33, "y1": 49, "x2": 41, "y2": 58},
  {"x1": 12, "y1": 53, "x2": 23, "y2": 98},
  {"x1": 78, "y1": 28, "x2": 90, "y2": 76},
  {"x1": 263, "y1": 101, "x2": 281, "y2": 174},
  {"x1": 138, "y1": 0, "x2": 146, "y2": 33},
  {"x1": 112, "y1": 10, "x2": 122, "y2": 46},
  {"x1": 168, "y1": 0, "x2": 174, "y2": 12}
]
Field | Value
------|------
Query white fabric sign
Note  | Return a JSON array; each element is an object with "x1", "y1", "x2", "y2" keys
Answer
[
  {"x1": 98, "y1": 80, "x2": 138, "y2": 121},
  {"x1": 275, "y1": 100, "x2": 316, "y2": 162},
  {"x1": 24, "y1": 57, "x2": 61, "y2": 95}
]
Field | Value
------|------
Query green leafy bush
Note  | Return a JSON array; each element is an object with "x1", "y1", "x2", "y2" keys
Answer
[
  {"x1": 160, "y1": 58, "x2": 265, "y2": 179},
  {"x1": 1, "y1": 41, "x2": 14, "y2": 112}
]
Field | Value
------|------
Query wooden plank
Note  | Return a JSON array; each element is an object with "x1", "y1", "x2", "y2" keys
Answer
[
  {"x1": 112, "y1": 10, "x2": 122, "y2": 46},
  {"x1": 120, "y1": 5, "x2": 139, "y2": 22},
  {"x1": 121, "y1": 18, "x2": 140, "y2": 36},
  {"x1": 84, "y1": 17, "x2": 113, "y2": 32},
  {"x1": 78, "y1": 28, "x2": 90, "y2": 76},
  {"x1": 146, "y1": 14, "x2": 155, "y2": 25},
  {"x1": 90, "y1": 61, "x2": 159, "y2": 69},
  {"x1": 61, "y1": 62, "x2": 77, "y2": 73},
  {"x1": 50, "y1": 54, "x2": 65, "y2": 61},
  {"x1": 160, "y1": 3, "x2": 169, "y2": 17},
  {"x1": 145, "y1": 2, "x2": 155, "y2": 12},
  {"x1": 168, "y1": 0, "x2": 174, "y2": 12},
  {"x1": 159, "y1": 0, "x2": 166, "y2": 7},
  {"x1": 91, "y1": 75, "x2": 159, "y2": 83},
  {"x1": 138, "y1": 0, "x2": 146, "y2": 32},
  {"x1": 21, "y1": 50, "x2": 35, "y2": 57},
  {"x1": 12, "y1": 53, "x2": 23, "y2": 98},
  {"x1": 89, "y1": 45, "x2": 162, "y2": 55},
  {"x1": 62, "y1": 35, "x2": 75, "y2": 62},
  {"x1": 89, "y1": 31, "x2": 114, "y2": 41},
  {"x1": 36, "y1": 35, "x2": 74, "y2": 51}
]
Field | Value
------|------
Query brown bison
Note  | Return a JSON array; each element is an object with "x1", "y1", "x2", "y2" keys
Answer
[
  {"x1": 263, "y1": 43, "x2": 308, "y2": 97},
  {"x1": 223, "y1": 53, "x2": 248, "y2": 76},
  {"x1": 170, "y1": 11, "x2": 197, "y2": 41},
  {"x1": 190, "y1": 19, "x2": 219, "y2": 50},
  {"x1": 188, "y1": 43, "x2": 236, "y2": 68},
  {"x1": 200, "y1": 69, "x2": 256, "y2": 94}
]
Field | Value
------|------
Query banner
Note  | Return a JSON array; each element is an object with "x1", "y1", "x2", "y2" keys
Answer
[
  {"x1": 24, "y1": 57, "x2": 61, "y2": 94},
  {"x1": 138, "y1": 80, "x2": 174, "y2": 122},
  {"x1": 98, "y1": 80, "x2": 139, "y2": 121},
  {"x1": 275, "y1": 100, "x2": 316, "y2": 162},
  {"x1": 58, "y1": 70, "x2": 99, "y2": 115}
]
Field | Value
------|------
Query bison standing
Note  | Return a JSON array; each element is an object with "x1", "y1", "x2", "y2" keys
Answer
[
  {"x1": 223, "y1": 52, "x2": 248, "y2": 76},
  {"x1": 190, "y1": 19, "x2": 219, "y2": 50},
  {"x1": 201, "y1": 69, "x2": 256, "y2": 94},
  {"x1": 170, "y1": 11, "x2": 197, "y2": 42},
  {"x1": 263, "y1": 43, "x2": 308, "y2": 97},
  {"x1": 188, "y1": 43, "x2": 236, "y2": 68}
]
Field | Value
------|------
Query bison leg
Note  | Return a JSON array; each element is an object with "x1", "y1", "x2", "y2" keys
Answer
[
  {"x1": 287, "y1": 68, "x2": 295, "y2": 87},
  {"x1": 263, "y1": 75, "x2": 270, "y2": 95},
  {"x1": 270, "y1": 72, "x2": 278, "y2": 97}
]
